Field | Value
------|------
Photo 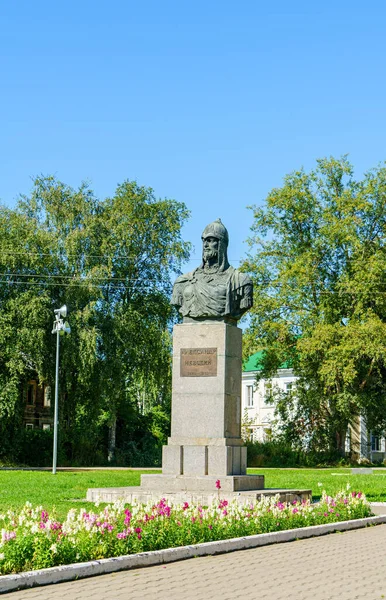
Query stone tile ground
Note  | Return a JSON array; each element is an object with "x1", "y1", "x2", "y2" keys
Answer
[{"x1": 1, "y1": 524, "x2": 385, "y2": 600}]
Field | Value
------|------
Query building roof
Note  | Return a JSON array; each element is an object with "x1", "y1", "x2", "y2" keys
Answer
[{"x1": 243, "y1": 350, "x2": 292, "y2": 372}]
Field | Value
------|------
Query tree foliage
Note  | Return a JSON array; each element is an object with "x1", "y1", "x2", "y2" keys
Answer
[
  {"x1": 0, "y1": 176, "x2": 190, "y2": 465},
  {"x1": 243, "y1": 156, "x2": 386, "y2": 453}
]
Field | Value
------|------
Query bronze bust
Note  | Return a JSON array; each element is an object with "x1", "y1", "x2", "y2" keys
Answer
[{"x1": 171, "y1": 219, "x2": 253, "y2": 323}]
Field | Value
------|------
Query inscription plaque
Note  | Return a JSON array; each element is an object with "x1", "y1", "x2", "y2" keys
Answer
[{"x1": 180, "y1": 347, "x2": 217, "y2": 377}]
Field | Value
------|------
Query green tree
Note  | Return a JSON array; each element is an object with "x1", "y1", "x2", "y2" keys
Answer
[
  {"x1": 243, "y1": 156, "x2": 386, "y2": 455},
  {"x1": 0, "y1": 176, "x2": 190, "y2": 465}
]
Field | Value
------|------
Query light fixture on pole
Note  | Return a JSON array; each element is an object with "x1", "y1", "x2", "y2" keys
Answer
[{"x1": 52, "y1": 305, "x2": 71, "y2": 475}]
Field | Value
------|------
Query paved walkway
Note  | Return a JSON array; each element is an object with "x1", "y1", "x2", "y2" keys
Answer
[{"x1": 2, "y1": 525, "x2": 386, "y2": 600}]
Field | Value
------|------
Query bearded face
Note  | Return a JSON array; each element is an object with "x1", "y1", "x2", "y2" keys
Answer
[{"x1": 202, "y1": 236, "x2": 220, "y2": 267}]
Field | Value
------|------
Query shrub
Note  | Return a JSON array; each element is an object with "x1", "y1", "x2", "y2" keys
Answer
[{"x1": 246, "y1": 440, "x2": 347, "y2": 468}]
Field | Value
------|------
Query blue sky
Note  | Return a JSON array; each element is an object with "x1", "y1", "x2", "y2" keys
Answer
[{"x1": 1, "y1": 0, "x2": 386, "y2": 272}]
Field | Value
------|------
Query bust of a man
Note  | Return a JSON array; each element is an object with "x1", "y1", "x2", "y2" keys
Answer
[{"x1": 171, "y1": 219, "x2": 253, "y2": 323}]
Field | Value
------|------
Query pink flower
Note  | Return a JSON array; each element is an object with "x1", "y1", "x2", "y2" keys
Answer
[
  {"x1": 292, "y1": 508, "x2": 298, "y2": 514},
  {"x1": 208, "y1": 525, "x2": 213, "y2": 530},
  {"x1": 182, "y1": 502, "x2": 189, "y2": 511},
  {"x1": 156, "y1": 499, "x2": 171, "y2": 517},
  {"x1": 2, "y1": 531, "x2": 16, "y2": 542},
  {"x1": 134, "y1": 527, "x2": 142, "y2": 534},
  {"x1": 215, "y1": 479, "x2": 221, "y2": 490}
]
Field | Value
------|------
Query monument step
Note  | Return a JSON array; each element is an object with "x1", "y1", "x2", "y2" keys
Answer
[
  {"x1": 86, "y1": 486, "x2": 312, "y2": 506},
  {"x1": 140, "y1": 474, "x2": 264, "y2": 492}
]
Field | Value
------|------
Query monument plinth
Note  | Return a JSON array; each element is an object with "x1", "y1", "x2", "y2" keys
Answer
[
  {"x1": 142, "y1": 321, "x2": 264, "y2": 492},
  {"x1": 87, "y1": 219, "x2": 311, "y2": 505}
]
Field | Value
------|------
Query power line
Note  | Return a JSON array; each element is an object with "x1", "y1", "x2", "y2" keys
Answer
[
  {"x1": 0, "y1": 278, "x2": 386, "y2": 295},
  {"x1": 0, "y1": 273, "x2": 166, "y2": 282},
  {"x1": 0, "y1": 279, "x2": 164, "y2": 289},
  {"x1": 0, "y1": 249, "x2": 168, "y2": 260},
  {"x1": 0, "y1": 250, "x2": 241, "y2": 263}
]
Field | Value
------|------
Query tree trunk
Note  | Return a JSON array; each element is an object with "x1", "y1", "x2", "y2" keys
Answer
[
  {"x1": 335, "y1": 425, "x2": 348, "y2": 457},
  {"x1": 108, "y1": 415, "x2": 117, "y2": 463}
]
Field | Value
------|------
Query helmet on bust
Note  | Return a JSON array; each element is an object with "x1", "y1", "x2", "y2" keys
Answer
[{"x1": 201, "y1": 218, "x2": 229, "y2": 246}]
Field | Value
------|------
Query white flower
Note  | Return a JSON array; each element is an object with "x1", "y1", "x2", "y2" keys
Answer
[
  {"x1": 0, "y1": 553, "x2": 4, "y2": 560},
  {"x1": 50, "y1": 544, "x2": 57, "y2": 554}
]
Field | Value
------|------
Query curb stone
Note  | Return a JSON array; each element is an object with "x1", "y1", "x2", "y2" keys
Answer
[{"x1": 1, "y1": 515, "x2": 386, "y2": 594}]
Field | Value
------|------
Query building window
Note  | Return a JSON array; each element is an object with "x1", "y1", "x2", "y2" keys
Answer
[
  {"x1": 42, "y1": 424, "x2": 51, "y2": 431},
  {"x1": 345, "y1": 429, "x2": 351, "y2": 454},
  {"x1": 285, "y1": 382, "x2": 293, "y2": 393},
  {"x1": 26, "y1": 423, "x2": 34, "y2": 430},
  {"x1": 26, "y1": 381, "x2": 36, "y2": 406},
  {"x1": 246, "y1": 385, "x2": 254, "y2": 407},
  {"x1": 371, "y1": 434, "x2": 380, "y2": 452},
  {"x1": 44, "y1": 386, "x2": 51, "y2": 407},
  {"x1": 264, "y1": 382, "x2": 272, "y2": 402}
]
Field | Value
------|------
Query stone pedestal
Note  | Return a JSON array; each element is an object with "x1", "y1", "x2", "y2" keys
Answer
[
  {"x1": 141, "y1": 321, "x2": 264, "y2": 492},
  {"x1": 87, "y1": 322, "x2": 314, "y2": 505}
]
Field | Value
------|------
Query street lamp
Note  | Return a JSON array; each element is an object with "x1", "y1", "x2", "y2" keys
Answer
[{"x1": 51, "y1": 305, "x2": 71, "y2": 475}]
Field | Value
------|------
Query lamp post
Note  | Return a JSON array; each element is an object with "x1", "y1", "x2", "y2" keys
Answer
[{"x1": 52, "y1": 305, "x2": 71, "y2": 475}]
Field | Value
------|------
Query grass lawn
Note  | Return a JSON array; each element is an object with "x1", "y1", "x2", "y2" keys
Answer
[
  {"x1": 0, "y1": 467, "x2": 384, "y2": 519},
  {"x1": 248, "y1": 467, "x2": 386, "y2": 502},
  {"x1": 0, "y1": 470, "x2": 159, "y2": 519}
]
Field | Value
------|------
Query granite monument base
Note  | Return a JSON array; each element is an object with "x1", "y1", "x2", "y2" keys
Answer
[
  {"x1": 86, "y1": 486, "x2": 312, "y2": 506},
  {"x1": 140, "y1": 473, "x2": 264, "y2": 492}
]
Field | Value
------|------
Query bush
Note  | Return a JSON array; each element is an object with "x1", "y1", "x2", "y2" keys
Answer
[
  {"x1": 16, "y1": 429, "x2": 55, "y2": 467},
  {"x1": 246, "y1": 439, "x2": 347, "y2": 468}
]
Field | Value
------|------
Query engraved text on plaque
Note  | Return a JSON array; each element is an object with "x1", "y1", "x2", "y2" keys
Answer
[{"x1": 180, "y1": 347, "x2": 217, "y2": 377}]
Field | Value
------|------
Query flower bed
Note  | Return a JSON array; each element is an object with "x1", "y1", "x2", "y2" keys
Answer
[{"x1": 0, "y1": 488, "x2": 372, "y2": 575}]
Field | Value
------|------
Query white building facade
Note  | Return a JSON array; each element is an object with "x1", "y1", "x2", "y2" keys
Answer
[{"x1": 241, "y1": 351, "x2": 386, "y2": 462}]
